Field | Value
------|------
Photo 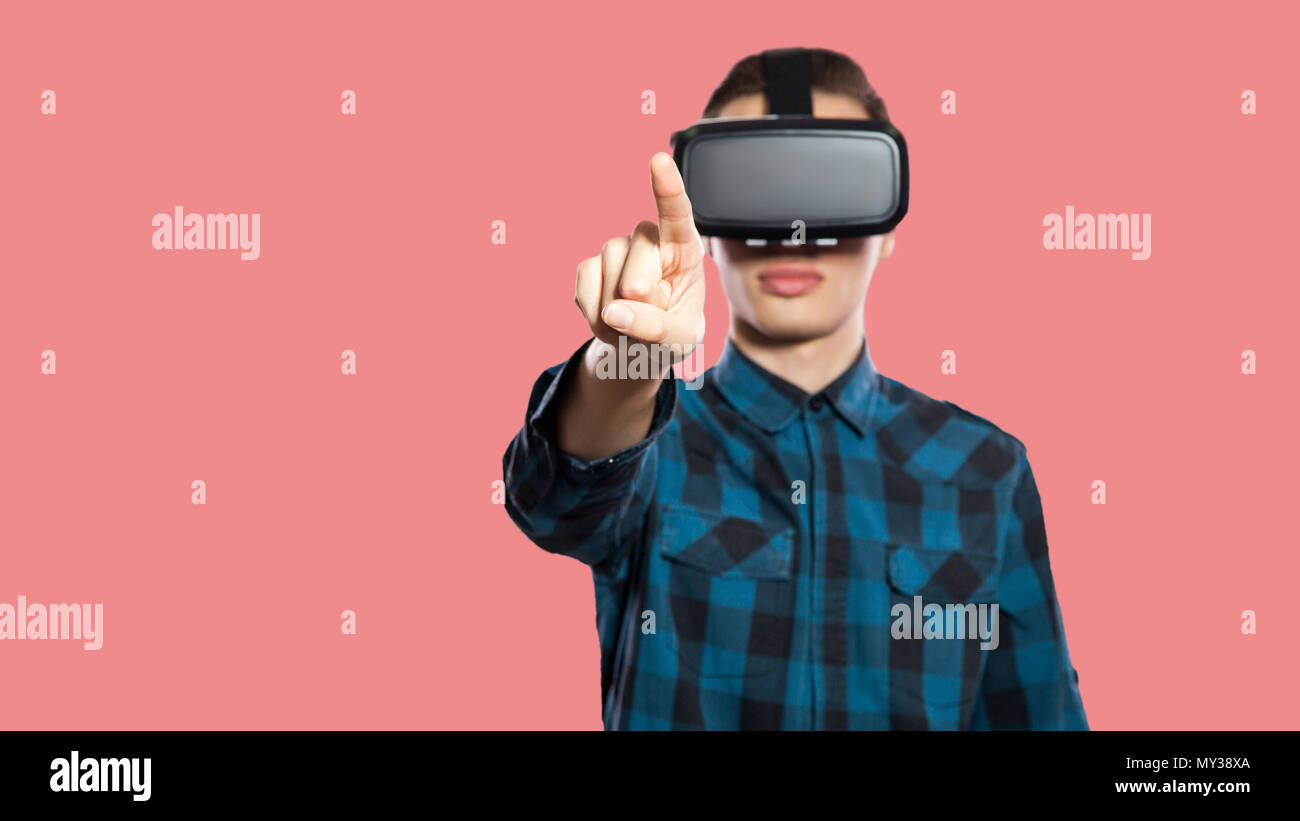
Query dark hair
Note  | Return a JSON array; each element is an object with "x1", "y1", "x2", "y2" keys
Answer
[{"x1": 701, "y1": 47, "x2": 890, "y2": 122}]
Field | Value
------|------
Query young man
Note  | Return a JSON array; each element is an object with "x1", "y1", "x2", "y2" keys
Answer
[{"x1": 502, "y1": 48, "x2": 1087, "y2": 730}]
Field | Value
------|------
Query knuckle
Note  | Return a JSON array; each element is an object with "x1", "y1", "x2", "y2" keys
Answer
[{"x1": 620, "y1": 266, "x2": 654, "y2": 295}]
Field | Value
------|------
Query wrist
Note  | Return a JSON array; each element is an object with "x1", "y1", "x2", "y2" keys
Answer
[{"x1": 582, "y1": 337, "x2": 670, "y2": 402}]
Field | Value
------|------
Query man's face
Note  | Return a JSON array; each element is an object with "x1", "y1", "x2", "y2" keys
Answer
[{"x1": 705, "y1": 90, "x2": 896, "y2": 342}]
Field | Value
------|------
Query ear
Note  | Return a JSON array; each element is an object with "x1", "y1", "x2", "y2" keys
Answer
[{"x1": 879, "y1": 230, "x2": 896, "y2": 260}]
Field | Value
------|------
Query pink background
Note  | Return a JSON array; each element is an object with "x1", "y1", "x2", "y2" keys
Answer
[{"x1": 1, "y1": 1, "x2": 1296, "y2": 729}]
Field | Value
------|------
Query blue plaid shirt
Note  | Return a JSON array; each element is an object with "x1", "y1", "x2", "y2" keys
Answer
[{"x1": 503, "y1": 336, "x2": 1088, "y2": 730}]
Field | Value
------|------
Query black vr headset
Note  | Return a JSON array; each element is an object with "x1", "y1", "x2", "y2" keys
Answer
[{"x1": 670, "y1": 47, "x2": 908, "y2": 244}]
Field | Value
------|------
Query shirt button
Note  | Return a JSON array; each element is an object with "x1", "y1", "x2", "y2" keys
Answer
[{"x1": 809, "y1": 395, "x2": 825, "y2": 412}]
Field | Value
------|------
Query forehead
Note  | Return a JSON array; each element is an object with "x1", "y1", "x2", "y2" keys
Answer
[{"x1": 713, "y1": 90, "x2": 871, "y2": 119}]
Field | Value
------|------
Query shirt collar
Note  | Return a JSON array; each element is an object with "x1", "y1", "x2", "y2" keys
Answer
[{"x1": 711, "y1": 336, "x2": 880, "y2": 437}]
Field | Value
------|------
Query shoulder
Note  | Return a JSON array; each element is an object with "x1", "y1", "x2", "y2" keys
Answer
[{"x1": 873, "y1": 373, "x2": 1029, "y2": 488}]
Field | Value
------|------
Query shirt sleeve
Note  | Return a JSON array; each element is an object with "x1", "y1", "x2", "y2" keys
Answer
[
  {"x1": 501, "y1": 337, "x2": 677, "y2": 578},
  {"x1": 972, "y1": 450, "x2": 1089, "y2": 730}
]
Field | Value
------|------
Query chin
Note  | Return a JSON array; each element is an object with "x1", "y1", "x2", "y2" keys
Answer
[
  {"x1": 742, "y1": 296, "x2": 832, "y2": 337},
  {"x1": 746, "y1": 313, "x2": 840, "y2": 343}
]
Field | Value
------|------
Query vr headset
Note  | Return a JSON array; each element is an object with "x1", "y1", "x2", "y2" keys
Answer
[{"x1": 670, "y1": 47, "x2": 908, "y2": 245}]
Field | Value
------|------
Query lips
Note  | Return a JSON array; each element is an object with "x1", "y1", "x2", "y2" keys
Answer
[{"x1": 757, "y1": 263, "x2": 824, "y2": 297}]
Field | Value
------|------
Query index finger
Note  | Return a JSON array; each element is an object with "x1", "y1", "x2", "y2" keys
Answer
[{"x1": 649, "y1": 152, "x2": 699, "y2": 247}]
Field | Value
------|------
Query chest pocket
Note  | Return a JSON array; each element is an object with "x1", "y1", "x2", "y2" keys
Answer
[
  {"x1": 654, "y1": 504, "x2": 796, "y2": 680},
  {"x1": 659, "y1": 505, "x2": 795, "y2": 580},
  {"x1": 883, "y1": 536, "x2": 1002, "y2": 725}
]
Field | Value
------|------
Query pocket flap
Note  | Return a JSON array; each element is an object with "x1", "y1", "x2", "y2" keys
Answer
[
  {"x1": 887, "y1": 543, "x2": 999, "y2": 603},
  {"x1": 659, "y1": 505, "x2": 794, "y2": 579}
]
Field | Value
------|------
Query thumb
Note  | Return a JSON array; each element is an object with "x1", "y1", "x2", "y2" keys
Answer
[{"x1": 602, "y1": 299, "x2": 699, "y2": 350}]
